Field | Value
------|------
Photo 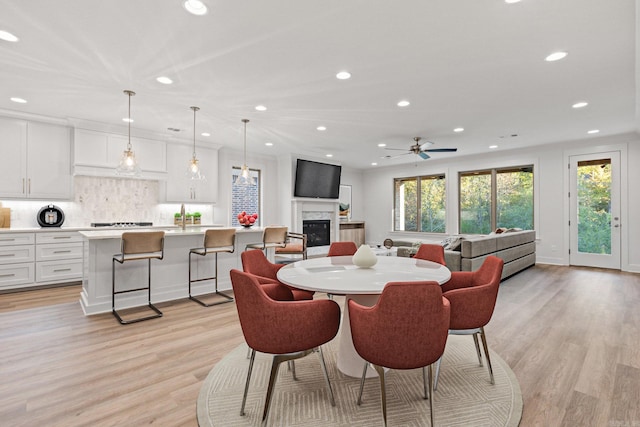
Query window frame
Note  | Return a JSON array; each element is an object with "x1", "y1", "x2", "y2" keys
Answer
[{"x1": 393, "y1": 173, "x2": 447, "y2": 233}]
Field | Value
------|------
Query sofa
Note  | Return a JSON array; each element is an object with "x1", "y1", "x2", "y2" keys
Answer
[{"x1": 389, "y1": 230, "x2": 536, "y2": 279}]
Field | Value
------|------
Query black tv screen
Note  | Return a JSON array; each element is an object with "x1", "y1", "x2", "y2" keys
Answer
[{"x1": 294, "y1": 159, "x2": 342, "y2": 199}]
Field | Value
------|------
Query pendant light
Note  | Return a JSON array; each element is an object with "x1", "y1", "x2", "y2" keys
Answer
[
  {"x1": 235, "y1": 119, "x2": 255, "y2": 185},
  {"x1": 115, "y1": 90, "x2": 141, "y2": 176},
  {"x1": 187, "y1": 106, "x2": 204, "y2": 180}
]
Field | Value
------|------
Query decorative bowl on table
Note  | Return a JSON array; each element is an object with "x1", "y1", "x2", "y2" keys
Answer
[{"x1": 237, "y1": 211, "x2": 258, "y2": 228}]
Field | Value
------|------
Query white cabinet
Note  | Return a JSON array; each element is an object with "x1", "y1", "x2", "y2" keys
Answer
[
  {"x1": 164, "y1": 143, "x2": 218, "y2": 203},
  {"x1": 73, "y1": 128, "x2": 167, "y2": 179},
  {"x1": 0, "y1": 231, "x2": 82, "y2": 290},
  {"x1": 0, "y1": 118, "x2": 71, "y2": 199}
]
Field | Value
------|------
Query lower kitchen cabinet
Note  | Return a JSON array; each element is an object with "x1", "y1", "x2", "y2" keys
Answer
[{"x1": 0, "y1": 231, "x2": 83, "y2": 291}]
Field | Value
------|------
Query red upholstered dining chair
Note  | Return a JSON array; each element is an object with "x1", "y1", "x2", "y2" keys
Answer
[
  {"x1": 414, "y1": 243, "x2": 446, "y2": 265},
  {"x1": 327, "y1": 241, "x2": 358, "y2": 257},
  {"x1": 349, "y1": 281, "x2": 450, "y2": 427},
  {"x1": 241, "y1": 249, "x2": 314, "y2": 300},
  {"x1": 434, "y1": 255, "x2": 504, "y2": 390},
  {"x1": 230, "y1": 269, "x2": 340, "y2": 425}
]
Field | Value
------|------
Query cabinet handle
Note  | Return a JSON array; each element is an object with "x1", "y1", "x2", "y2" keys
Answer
[
  {"x1": 28, "y1": 178, "x2": 31, "y2": 194},
  {"x1": 53, "y1": 236, "x2": 72, "y2": 239},
  {"x1": 22, "y1": 178, "x2": 25, "y2": 194},
  {"x1": 0, "y1": 273, "x2": 16, "y2": 278},
  {"x1": 53, "y1": 250, "x2": 72, "y2": 254},
  {"x1": 53, "y1": 268, "x2": 72, "y2": 272},
  {"x1": 0, "y1": 238, "x2": 16, "y2": 242},
  {"x1": 0, "y1": 254, "x2": 15, "y2": 257}
]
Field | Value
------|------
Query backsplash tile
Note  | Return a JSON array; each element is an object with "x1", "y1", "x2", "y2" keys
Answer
[{"x1": 1, "y1": 176, "x2": 214, "y2": 228}]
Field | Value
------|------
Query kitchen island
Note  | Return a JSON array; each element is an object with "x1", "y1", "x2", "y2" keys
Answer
[{"x1": 79, "y1": 226, "x2": 264, "y2": 315}]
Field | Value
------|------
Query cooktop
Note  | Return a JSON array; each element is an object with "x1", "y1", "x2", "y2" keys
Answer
[{"x1": 90, "y1": 222, "x2": 153, "y2": 228}]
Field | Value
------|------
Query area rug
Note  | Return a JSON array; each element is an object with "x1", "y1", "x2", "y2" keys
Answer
[{"x1": 197, "y1": 334, "x2": 522, "y2": 426}]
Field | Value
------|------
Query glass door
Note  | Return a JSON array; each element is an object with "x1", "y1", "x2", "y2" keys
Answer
[{"x1": 569, "y1": 152, "x2": 621, "y2": 269}]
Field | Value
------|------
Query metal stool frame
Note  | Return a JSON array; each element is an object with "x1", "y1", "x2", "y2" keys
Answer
[
  {"x1": 189, "y1": 229, "x2": 236, "y2": 307},
  {"x1": 112, "y1": 231, "x2": 165, "y2": 325}
]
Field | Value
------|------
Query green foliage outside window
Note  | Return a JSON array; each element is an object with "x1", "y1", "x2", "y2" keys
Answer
[
  {"x1": 460, "y1": 166, "x2": 534, "y2": 234},
  {"x1": 394, "y1": 175, "x2": 445, "y2": 233},
  {"x1": 577, "y1": 162, "x2": 611, "y2": 254}
]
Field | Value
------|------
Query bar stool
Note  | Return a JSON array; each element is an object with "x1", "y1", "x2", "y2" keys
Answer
[
  {"x1": 245, "y1": 225, "x2": 288, "y2": 255},
  {"x1": 274, "y1": 232, "x2": 307, "y2": 263},
  {"x1": 112, "y1": 231, "x2": 165, "y2": 325},
  {"x1": 189, "y1": 228, "x2": 236, "y2": 307}
]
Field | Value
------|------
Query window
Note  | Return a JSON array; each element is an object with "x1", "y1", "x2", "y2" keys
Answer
[
  {"x1": 459, "y1": 166, "x2": 533, "y2": 234},
  {"x1": 231, "y1": 167, "x2": 261, "y2": 226},
  {"x1": 394, "y1": 174, "x2": 446, "y2": 233}
]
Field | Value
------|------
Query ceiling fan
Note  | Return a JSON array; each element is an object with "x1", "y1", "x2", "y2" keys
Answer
[{"x1": 384, "y1": 137, "x2": 458, "y2": 160}]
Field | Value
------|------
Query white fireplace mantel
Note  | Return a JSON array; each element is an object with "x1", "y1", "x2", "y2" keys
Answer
[{"x1": 291, "y1": 198, "x2": 340, "y2": 244}]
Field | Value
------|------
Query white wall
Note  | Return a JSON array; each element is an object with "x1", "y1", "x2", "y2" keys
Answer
[{"x1": 361, "y1": 132, "x2": 640, "y2": 273}]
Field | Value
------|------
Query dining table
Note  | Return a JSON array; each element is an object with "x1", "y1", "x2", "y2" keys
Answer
[{"x1": 277, "y1": 255, "x2": 451, "y2": 377}]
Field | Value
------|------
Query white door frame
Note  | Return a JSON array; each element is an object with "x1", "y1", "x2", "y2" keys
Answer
[{"x1": 567, "y1": 149, "x2": 625, "y2": 270}]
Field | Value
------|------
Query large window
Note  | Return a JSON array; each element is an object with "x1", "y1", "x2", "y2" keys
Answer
[
  {"x1": 394, "y1": 174, "x2": 446, "y2": 233},
  {"x1": 459, "y1": 166, "x2": 533, "y2": 234},
  {"x1": 231, "y1": 167, "x2": 261, "y2": 226}
]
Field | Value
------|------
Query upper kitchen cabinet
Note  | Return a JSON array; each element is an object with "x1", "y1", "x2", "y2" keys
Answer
[
  {"x1": 73, "y1": 129, "x2": 167, "y2": 180},
  {"x1": 163, "y1": 143, "x2": 218, "y2": 203},
  {"x1": 0, "y1": 118, "x2": 72, "y2": 200}
]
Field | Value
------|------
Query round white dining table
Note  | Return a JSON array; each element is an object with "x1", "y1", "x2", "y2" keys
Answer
[{"x1": 277, "y1": 255, "x2": 451, "y2": 377}]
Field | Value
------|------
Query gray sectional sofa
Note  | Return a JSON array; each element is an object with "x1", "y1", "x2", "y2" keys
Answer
[{"x1": 390, "y1": 230, "x2": 536, "y2": 279}]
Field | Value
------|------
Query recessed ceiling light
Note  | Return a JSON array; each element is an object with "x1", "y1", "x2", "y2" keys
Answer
[
  {"x1": 326, "y1": 154, "x2": 333, "y2": 158},
  {"x1": 265, "y1": 142, "x2": 273, "y2": 146},
  {"x1": 453, "y1": 127, "x2": 464, "y2": 133},
  {"x1": 122, "y1": 118, "x2": 134, "y2": 123},
  {"x1": 317, "y1": 126, "x2": 327, "y2": 131},
  {"x1": 183, "y1": 0, "x2": 208, "y2": 15},
  {"x1": 156, "y1": 76, "x2": 173, "y2": 84},
  {"x1": 545, "y1": 51, "x2": 568, "y2": 62},
  {"x1": 371, "y1": 162, "x2": 378, "y2": 166},
  {"x1": 505, "y1": 0, "x2": 521, "y2": 3},
  {"x1": 572, "y1": 101, "x2": 588, "y2": 109},
  {"x1": 377, "y1": 143, "x2": 386, "y2": 147},
  {"x1": 255, "y1": 105, "x2": 267, "y2": 111},
  {"x1": 397, "y1": 100, "x2": 410, "y2": 107},
  {"x1": 201, "y1": 132, "x2": 210, "y2": 137},
  {"x1": 10, "y1": 97, "x2": 27, "y2": 103},
  {"x1": 336, "y1": 71, "x2": 351, "y2": 80},
  {"x1": 587, "y1": 129, "x2": 600, "y2": 134},
  {"x1": 489, "y1": 145, "x2": 498, "y2": 149},
  {"x1": 0, "y1": 30, "x2": 19, "y2": 42}
]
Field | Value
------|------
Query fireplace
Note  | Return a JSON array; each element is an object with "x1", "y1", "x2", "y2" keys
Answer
[{"x1": 303, "y1": 220, "x2": 331, "y2": 247}]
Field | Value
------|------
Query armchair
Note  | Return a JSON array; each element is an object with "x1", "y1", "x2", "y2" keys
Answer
[
  {"x1": 241, "y1": 249, "x2": 314, "y2": 300},
  {"x1": 230, "y1": 269, "x2": 340, "y2": 426}
]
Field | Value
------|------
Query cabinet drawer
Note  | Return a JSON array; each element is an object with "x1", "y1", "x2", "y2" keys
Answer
[
  {"x1": 0, "y1": 263, "x2": 35, "y2": 288},
  {"x1": 36, "y1": 260, "x2": 83, "y2": 283},
  {"x1": 36, "y1": 232, "x2": 82, "y2": 244},
  {"x1": 0, "y1": 233, "x2": 35, "y2": 246},
  {"x1": 0, "y1": 245, "x2": 35, "y2": 265},
  {"x1": 36, "y1": 243, "x2": 83, "y2": 261}
]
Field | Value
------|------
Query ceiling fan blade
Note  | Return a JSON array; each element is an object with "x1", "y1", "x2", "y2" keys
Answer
[
  {"x1": 418, "y1": 152, "x2": 431, "y2": 160},
  {"x1": 424, "y1": 148, "x2": 457, "y2": 152}
]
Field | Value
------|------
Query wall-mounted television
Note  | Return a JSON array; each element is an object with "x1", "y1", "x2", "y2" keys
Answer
[{"x1": 294, "y1": 158, "x2": 342, "y2": 199}]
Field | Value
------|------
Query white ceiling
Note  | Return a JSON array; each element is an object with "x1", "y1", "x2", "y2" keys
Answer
[{"x1": 0, "y1": 0, "x2": 636, "y2": 169}]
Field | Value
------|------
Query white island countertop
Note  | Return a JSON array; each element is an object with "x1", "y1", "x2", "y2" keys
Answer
[{"x1": 78, "y1": 225, "x2": 262, "y2": 240}]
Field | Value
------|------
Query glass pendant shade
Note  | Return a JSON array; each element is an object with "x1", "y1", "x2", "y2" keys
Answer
[
  {"x1": 187, "y1": 106, "x2": 205, "y2": 181},
  {"x1": 116, "y1": 90, "x2": 141, "y2": 176},
  {"x1": 234, "y1": 119, "x2": 256, "y2": 185}
]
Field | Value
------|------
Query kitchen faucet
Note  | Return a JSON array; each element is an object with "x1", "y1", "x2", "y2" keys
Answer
[{"x1": 180, "y1": 203, "x2": 186, "y2": 230}]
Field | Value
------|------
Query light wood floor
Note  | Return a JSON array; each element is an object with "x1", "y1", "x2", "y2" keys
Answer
[{"x1": 1, "y1": 264, "x2": 639, "y2": 426}]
